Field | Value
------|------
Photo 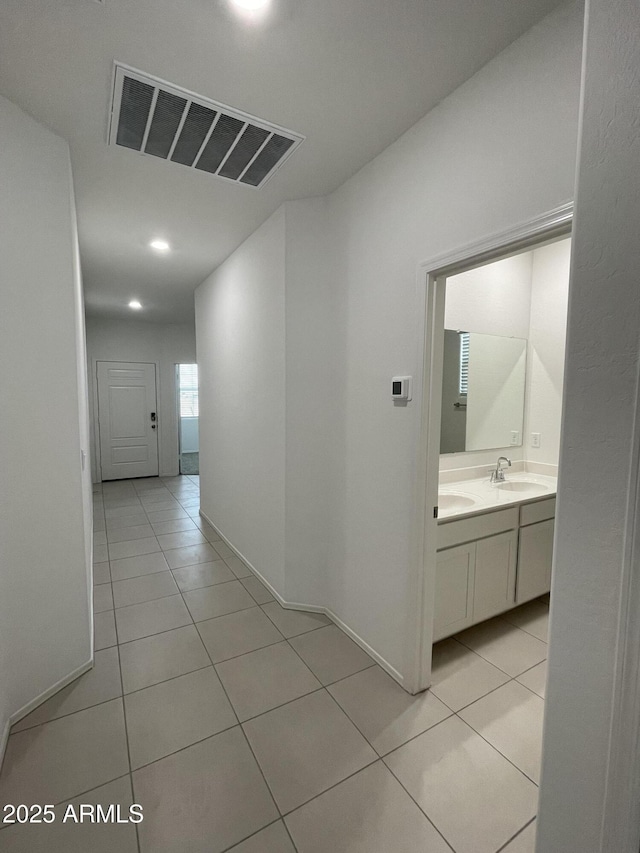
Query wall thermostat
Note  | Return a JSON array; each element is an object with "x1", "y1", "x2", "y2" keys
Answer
[{"x1": 391, "y1": 376, "x2": 412, "y2": 402}]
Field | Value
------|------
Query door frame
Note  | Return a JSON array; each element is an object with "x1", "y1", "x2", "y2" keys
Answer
[
  {"x1": 175, "y1": 364, "x2": 182, "y2": 473},
  {"x1": 92, "y1": 359, "x2": 161, "y2": 482},
  {"x1": 405, "y1": 201, "x2": 573, "y2": 694}
]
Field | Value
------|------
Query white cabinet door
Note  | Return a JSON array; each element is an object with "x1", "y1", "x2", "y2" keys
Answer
[
  {"x1": 434, "y1": 543, "x2": 475, "y2": 642},
  {"x1": 517, "y1": 518, "x2": 554, "y2": 603},
  {"x1": 97, "y1": 361, "x2": 159, "y2": 481},
  {"x1": 474, "y1": 530, "x2": 518, "y2": 622}
]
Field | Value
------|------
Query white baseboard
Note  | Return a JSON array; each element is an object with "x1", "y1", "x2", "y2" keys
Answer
[
  {"x1": 0, "y1": 717, "x2": 10, "y2": 774},
  {"x1": 324, "y1": 609, "x2": 405, "y2": 686},
  {"x1": 10, "y1": 659, "x2": 94, "y2": 728},
  {"x1": 199, "y1": 511, "x2": 405, "y2": 688},
  {"x1": 0, "y1": 658, "x2": 94, "y2": 771}
]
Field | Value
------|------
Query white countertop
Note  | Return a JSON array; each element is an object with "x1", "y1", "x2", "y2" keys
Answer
[{"x1": 438, "y1": 473, "x2": 557, "y2": 521}]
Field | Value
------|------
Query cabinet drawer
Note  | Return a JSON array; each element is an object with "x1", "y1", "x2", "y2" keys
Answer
[
  {"x1": 520, "y1": 497, "x2": 556, "y2": 526},
  {"x1": 437, "y1": 506, "x2": 518, "y2": 550}
]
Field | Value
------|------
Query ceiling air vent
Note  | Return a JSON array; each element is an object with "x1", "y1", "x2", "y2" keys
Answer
[{"x1": 108, "y1": 64, "x2": 304, "y2": 188}]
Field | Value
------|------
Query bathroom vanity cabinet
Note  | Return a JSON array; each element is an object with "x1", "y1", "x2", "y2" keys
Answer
[
  {"x1": 434, "y1": 496, "x2": 555, "y2": 642},
  {"x1": 516, "y1": 498, "x2": 555, "y2": 604}
]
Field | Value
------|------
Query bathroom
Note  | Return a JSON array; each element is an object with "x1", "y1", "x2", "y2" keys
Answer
[
  {"x1": 420, "y1": 233, "x2": 571, "y2": 793},
  {"x1": 434, "y1": 234, "x2": 570, "y2": 635}
]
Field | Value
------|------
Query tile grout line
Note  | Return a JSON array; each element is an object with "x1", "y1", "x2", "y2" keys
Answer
[
  {"x1": 307, "y1": 674, "x2": 462, "y2": 853},
  {"x1": 115, "y1": 619, "x2": 209, "y2": 649},
  {"x1": 495, "y1": 816, "x2": 537, "y2": 852},
  {"x1": 437, "y1": 660, "x2": 546, "y2": 718},
  {"x1": 277, "y1": 750, "x2": 380, "y2": 816},
  {"x1": 195, "y1": 625, "x2": 288, "y2": 667},
  {"x1": 449, "y1": 635, "x2": 547, "y2": 679},
  {"x1": 10, "y1": 661, "x2": 218, "y2": 734},
  {"x1": 0, "y1": 772, "x2": 138, "y2": 825},
  {"x1": 498, "y1": 611, "x2": 549, "y2": 639},
  {"x1": 172, "y1": 540, "x2": 397, "y2": 836},
  {"x1": 258, "y1": 607, "x2": 339, "y2": 642},
  {"x1": 278, "y1": 751, "x2": 455, "y2": 853},
  {"x1": 112, "y1": 589, "x2": 181, "y2": 611},
  {"x1": 454, "y1": 610, "x2": 548, "y2": 654},
  {"x1": 420, "y1": 647, "x2": 549, "y2": 787},
  {"x1": 119, "y1": 659, "x2": 215, "y2": 700},
  {"x1": 113, "y1": 610, "x2": 142, "y2": 853},
  {"x1": 280, "y1": 816, "x2": 300, "y2": 853},
  {"x1": 329, "y1": 683, "x2": 455, "y2": 762},
  {"x1": 217, "y1": 818, "x2": 294, "y2": 853},
  {"x1": 97, "y1": 478, "x2": 541, "y2": 852},
  {"x1": 109, "y1": 566, "x2": 542, "y2": 806},
  {"x1": 376, "y1": 633, "x2": 549, "y2": 845},
  {"x1": 380, "y1": 756, "x2": 458, "y2": 853},
  {"x1": 226, "y1": 623, "x2": 429, "y2": 828},
  {"x1": 163, "y1": 557, "x2": 301, "y2": 851},
  {"x1": 450, "y1": 705, "x2": 541, "y2": 787},
  {"x1": 126, "y1": 723, "x2": 240, "y2": 775}
]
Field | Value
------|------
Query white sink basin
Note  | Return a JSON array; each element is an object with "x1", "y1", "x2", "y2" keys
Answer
[
  {"x1": 496, "y1": 480, "x2": 551, "y2": 493},
  {"x1": 439, "y1": 492, "x2": 477, "y2": 511},
  {"x1": 438, "y1": 472, "x2": 557, "y2": 518}
]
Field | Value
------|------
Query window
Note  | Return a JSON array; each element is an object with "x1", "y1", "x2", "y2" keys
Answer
[
  {"x1": 178, "y1": 364, "x2": 199, "y2": 417},
  {"x1": 459, "y1": 332, "x2": 469, "y2": 396}
]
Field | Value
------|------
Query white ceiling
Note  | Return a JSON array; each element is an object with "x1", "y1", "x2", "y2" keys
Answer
[{"x1": 0, "y1": 0, "x2": 564, "y2": 323}]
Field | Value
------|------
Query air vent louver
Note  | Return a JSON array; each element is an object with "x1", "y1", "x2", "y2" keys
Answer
[{"x1": 109, "y1": 64, "x2": 304, "y2": 188}]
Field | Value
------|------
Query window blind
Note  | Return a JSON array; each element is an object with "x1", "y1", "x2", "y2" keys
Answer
[
  {"x1": 459, "y1": 332, "x2": 470, "y2": 396},
  {"x1": 178, "y1": 364, "x2": 199, "y2": 418}
]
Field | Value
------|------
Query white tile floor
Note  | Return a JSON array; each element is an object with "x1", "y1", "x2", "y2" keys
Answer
[{"x1": 0, "y1": 474, "x2": 549, "y2": 853}]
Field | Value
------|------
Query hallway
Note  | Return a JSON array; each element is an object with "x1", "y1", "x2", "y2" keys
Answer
[{"x1": 0, "y1": 476, "x2": 546, "y2": 852}]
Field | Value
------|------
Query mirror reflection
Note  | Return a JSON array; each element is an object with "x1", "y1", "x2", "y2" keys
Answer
[{"x1": 440, "y1": 329, "x2": 527, "y2": 454}]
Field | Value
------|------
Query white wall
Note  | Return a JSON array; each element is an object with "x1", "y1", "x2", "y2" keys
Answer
[
  {"x1": 537, "y1": 0, "x2": 640, "y2": 848},
  {"x1": 319, "y1": 0, "x2": 583, "y2": 677},
  {"x1": 524, "y1": 238, "x2": 571, "y2": 467},
  {"x1": 195, "y1": 199, "x2": 336, "y2": 605},
  {"x1": 284, "y1": 198, "x2": 338, "y2": 606},
  {"x1": 444, "y1": 253, "x2": 533, "y2": 338},
  {"x1": 196, "y1": 209, "x2": 287, "y2": 593},
  {"x1": 0, "y1": 95, "x2": 92, "y2": 752},
  {"x1": 86, "y1": 318, "x2": 196, "y2": 481},
  {"x1": 195, "y1": 0, "x2": 584, "y2": 680}
]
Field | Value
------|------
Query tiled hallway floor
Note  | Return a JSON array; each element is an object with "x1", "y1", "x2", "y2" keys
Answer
[{"x1": 0, "y1": 476, "x2": 549, "y2": 852}]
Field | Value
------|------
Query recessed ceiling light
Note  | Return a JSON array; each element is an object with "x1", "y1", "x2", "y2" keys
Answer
[
  {"x1": 129, "y1": 300, "x2": 142, "y2": 310},
  {"x1": 150, "y1": 239, "x2": 170, "y2": 252},
  {"x1": 231, "y1": 0, "x2": 270, "y2": 10}
]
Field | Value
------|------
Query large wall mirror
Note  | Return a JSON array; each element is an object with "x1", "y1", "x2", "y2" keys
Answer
[{"x1": 440, "y1": 329, "x2": 527, "y2": 454}]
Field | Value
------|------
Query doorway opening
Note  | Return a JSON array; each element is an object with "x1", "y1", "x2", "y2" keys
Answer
[
  {"x1": 177, "y1": 363, "x2": 199, "y2": 475},
  {"x1": 401, "y1": 210, "x2": 574, "y2": 852},
  {"x1": 408, "y1": 203, "x2": 573, "y2": 696}
]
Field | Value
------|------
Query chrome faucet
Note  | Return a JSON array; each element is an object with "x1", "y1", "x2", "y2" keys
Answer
[{"x1": 490, "y1": 456, "x2": 511, "y2": 483}]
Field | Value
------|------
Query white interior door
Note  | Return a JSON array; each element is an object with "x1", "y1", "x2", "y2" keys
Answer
[{"x1": 97, "y1": 361, "x2": 159, "y2": 480}]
